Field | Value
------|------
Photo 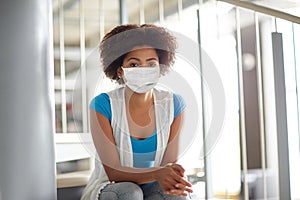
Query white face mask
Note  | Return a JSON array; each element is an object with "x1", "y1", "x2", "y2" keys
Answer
[{"x1": 122, "y1": 67, "x2": 160, "y2": 93}]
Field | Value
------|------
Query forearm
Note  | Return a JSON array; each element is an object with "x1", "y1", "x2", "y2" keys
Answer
[
  {"x1": 161, "y1": 112, "x2": 184, "y2": 166},
  {"x1": 103, "y1": 165, "x2": 163, "y2": 184},
  {"x1": 104, "y1": 162, "x2": 192, "y2": 196}
]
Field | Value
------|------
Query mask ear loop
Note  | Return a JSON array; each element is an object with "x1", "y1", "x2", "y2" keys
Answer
[{"x1": 118, "y1": 66, "x2": 124, "y2": 78}]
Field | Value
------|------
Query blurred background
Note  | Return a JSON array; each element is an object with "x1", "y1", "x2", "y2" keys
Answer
[
  {"x1": 53, "y1": 0, "x2": 300, "y2": 199},
  {"x1": 1, "y1": 0, "x2": 300, "y2": 199}
]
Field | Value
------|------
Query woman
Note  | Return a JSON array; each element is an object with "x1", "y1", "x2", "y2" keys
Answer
[{"x1": 81, "y1": 24, "x2": 193, "y2": 200}]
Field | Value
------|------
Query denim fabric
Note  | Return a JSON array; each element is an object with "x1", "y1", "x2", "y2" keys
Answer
[
  {"x1": 98, "y1": 182, "x2": 189, "y2": 200},
  {"x1": 141, "y1": 182, "x2": 189, "y2": 200},
  {"x1": 98, "y1": 182, "x2": 143, "y2": 200}
]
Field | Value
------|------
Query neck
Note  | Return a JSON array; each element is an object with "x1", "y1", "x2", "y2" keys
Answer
[{"x1": 125, "y1": 87, "x2": 154, "y2": 108}]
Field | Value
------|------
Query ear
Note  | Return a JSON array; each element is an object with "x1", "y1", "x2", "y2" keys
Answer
[{"x1": 117, "y1": 67, "x2": 123, "y2": 78}]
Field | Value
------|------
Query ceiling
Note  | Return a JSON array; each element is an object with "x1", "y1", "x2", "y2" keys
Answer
[
  {"x1": 52, "y1": 0, "x2": 300, "y2": 47},
  {"x1": 52, "y1": 0, "x2": 300, "y2": 77},
  {"x1": 52, "y1": 0, "x2": 200, "y2": 76},
  {"x1": 52, "y1": 0, "x2": 200, "y2": 47}
]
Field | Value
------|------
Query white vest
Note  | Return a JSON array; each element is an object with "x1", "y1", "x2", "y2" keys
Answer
[{"x1": 81, "y1": 87, "x2": 174, "y2": 200}]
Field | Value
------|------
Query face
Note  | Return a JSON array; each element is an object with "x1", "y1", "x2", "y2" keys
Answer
[{"x1": 117, "y1": 46, "x2": 159, "y2": 77}]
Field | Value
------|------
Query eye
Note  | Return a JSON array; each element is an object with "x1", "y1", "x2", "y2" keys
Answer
[
  {"x1": 148, "y1": 62, "x2": 158, "y2": 67},
  {"x1": 129, "y1": 62, "x2": 139, "y2": 67}
]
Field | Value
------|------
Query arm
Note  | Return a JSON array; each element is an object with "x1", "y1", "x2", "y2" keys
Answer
[
  {"x1": 161, "y1": 111, "x2": 185, "y2": 165},
  {"x1": 159, "y1": 112, "x2": 194, "y2": 196},
  {"x1": 90, "y1": 109, "x2": 157, "y2": 183},
  {"x1": 162, "y1": 93, "x2": 187, "y2": 165},
  {"x1": 90, "y1": 109, "x2": 191, "y2": 189}
]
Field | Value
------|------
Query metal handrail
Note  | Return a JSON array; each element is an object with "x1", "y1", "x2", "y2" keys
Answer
[{"x1": 218, "y1": 0, "x2": 300, "y2": 24}]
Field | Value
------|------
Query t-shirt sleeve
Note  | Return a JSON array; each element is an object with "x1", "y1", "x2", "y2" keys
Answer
[
  {"x1": 89, "y1": 93, "x2": 112, "y2": 122},
  {"x1": 173, "y1": 93, "x2": 186, "y2": 119}
]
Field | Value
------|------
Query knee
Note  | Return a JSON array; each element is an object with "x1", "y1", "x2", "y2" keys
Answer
[{"x1": 118, "y1": 182, "x2": 143, "y2": 199}]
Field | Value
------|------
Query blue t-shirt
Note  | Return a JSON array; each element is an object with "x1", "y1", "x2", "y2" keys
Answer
[
  {"x1": 90, "y1": 93, "x2": 186, "y2": 122},
  {"x1": 90, "y1": 92, "x2": 186, "y2": 168},
  {"x1": 130, "y1": 131, "x2": 157, "y2": 168}
]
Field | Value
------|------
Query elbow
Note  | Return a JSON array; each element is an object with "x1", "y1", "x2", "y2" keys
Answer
[
  {"x1": 103, "y1": 164, "x2": 122, "y2": 182},
  {"x1": 106, "y1": 171, "x2": 118, "y2": 182}
]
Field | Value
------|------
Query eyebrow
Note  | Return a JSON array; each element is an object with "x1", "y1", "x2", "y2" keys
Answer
[{"x1": 126, "y1": 57, "x2": 158, "y2": 62}]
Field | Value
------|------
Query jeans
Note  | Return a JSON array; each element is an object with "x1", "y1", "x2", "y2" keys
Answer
[{"x1": 98, "y1": 181, "x2": 189, "y2": 200}]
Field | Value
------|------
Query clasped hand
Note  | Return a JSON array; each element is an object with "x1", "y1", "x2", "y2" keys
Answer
[{"x1": 157, "y1": 163, "x2": 193, "y2": 197}]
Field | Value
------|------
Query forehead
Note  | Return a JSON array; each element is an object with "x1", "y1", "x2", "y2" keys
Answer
[{"x1": 124, "y1": 46, "x2": 158, "y2": 60}]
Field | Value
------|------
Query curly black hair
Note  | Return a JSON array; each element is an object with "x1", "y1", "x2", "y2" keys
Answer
[{"x1": 99, "y1": 24, "x2": 177, "y2": 83}]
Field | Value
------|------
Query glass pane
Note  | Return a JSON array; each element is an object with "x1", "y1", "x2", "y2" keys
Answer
[
  {"x1": 292, "y1": 22, "x2": 300, "y2": 200},
  {"x1": 144, "y1": 0, "x2": 159, "y2": 23},
  {"x1": 127, "y1": 0, "x2": 140, "y2": 24},
  {"x1": 171, "y1": 2, "x2": 240, "y2": 198},
  {"x1": 208, "y1": 3, "x2": 240, "y2": 198},
  {"x1": 259, "y1": 12, "x2": 281, "y2": 199},
  {"x1": 279, "y1": 19, "x2": 300, "y2": 199}
]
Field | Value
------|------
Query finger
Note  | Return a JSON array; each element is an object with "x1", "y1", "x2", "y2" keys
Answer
[
  {"x1": 172, "y1": 181, "x2": 189, "y2": 193},
  {"x1": 162, "y1": 176, "x2": 180, "y2": 191},
  {"x1": 168, "y1": 189, "x2": 188, "y2": 197},
  {"x1": 175, "y1": 183, "x2": 193, "y2": 193},
  {"x1": 165, "y1": 189, "x2": 184, "y2": 196},
  {"x1": 173, "y1": 174, "x2": 192, "y2": 187},
  {"x1": 171, "y1": 164, "x2": 185, "y2": 176},
  {"x1": 175, "y1": 183, "x2": 193, "y2": 192}
]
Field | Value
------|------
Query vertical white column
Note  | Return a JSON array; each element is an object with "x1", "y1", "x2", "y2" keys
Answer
[
  {"x1": 158, "y1": 0, "x2": 164, "y2": 24},
  {"x1": 197, "y1": 8, "x2": 213, "y2": 199},
  {"x1": 80, "y1": 0, "x2": 88, "y2": 133},
  {"x1": 99, "y1": 0, "x2": 105, "y2": 39},
  {"x1": 0, "y1": 0, "x2": 56, "y2": 199},
  {"x1": 59, "y1": 0, "x2": 67, "y2": 133},
  {"x1": 235, "y1": 7, "x2": 249, "y2": 200},
  {"x1": 255, "y1": 12, "x2": 267, "y2": 200},
  {"x1": 177, "y1": 0, "x2": 183, "y2": 20},
  {"x1": 139, "y1": 0, "x2": 145, "y2": 24},
  {"x1": 119, "y1": 0, "x2": 128, "y2": 24}
]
